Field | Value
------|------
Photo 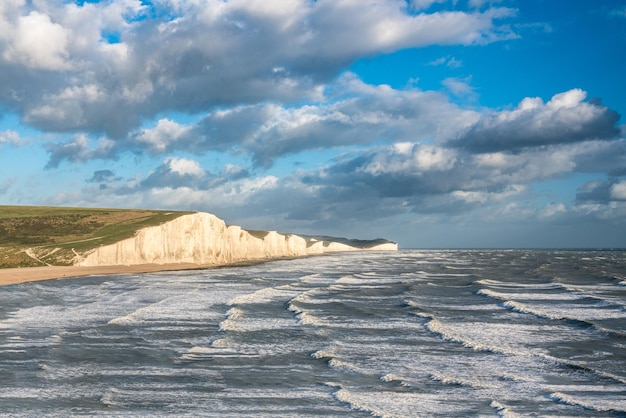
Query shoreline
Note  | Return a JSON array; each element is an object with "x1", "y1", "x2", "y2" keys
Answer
[
  {"x1": 0, "y1": 255, "x2": 323, "y2": 287},
  {"x1": 0, "y1": 263, "x2": 208, "y2": 287}
]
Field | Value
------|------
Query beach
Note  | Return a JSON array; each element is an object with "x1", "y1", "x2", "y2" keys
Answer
[{"x1": 0, "y1": 263, "x2": 204, "y2": 287}]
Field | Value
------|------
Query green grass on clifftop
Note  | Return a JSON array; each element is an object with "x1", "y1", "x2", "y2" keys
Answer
[{"x1": 0, "y1": 206, "x2": 193, "y2": 268}]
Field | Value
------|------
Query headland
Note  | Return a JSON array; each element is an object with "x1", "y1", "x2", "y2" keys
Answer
[{"x1": 0, "y1": 206, "x2": 397, "y2": 286}]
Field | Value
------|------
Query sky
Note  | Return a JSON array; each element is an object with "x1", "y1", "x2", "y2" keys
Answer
[{"x1": 1, "y1": 0, "x2": 625, "y2": 249}]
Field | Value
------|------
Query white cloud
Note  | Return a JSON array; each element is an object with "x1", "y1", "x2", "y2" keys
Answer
[
  {"x1": 165, "y1": 157, "x2": 205, "y2": 178},
  {"x1": 135, "y1": 119, "x2": 193, "y2": 153},
  {"x1": 455, "y1": 89, "x2": 621, "y2": 152},
  {"x1": 610, "y1": 181, "x2": 626, "y2": 201},
  {"x1": 0, "y1": 0, "x2": 517, "y2": 137},
  {"x1": 546, "y1": 88, "x2": 586, "y2": 109},
  {"x1": 2, "y1": 11, "x2": 70, "y2": 70}
]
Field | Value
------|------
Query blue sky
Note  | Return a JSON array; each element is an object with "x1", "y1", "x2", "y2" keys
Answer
[{"x1": 1, "y1": 0, "x2": 625, "y2": 248}]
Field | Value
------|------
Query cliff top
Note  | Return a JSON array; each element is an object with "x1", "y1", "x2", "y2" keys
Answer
[
  {"x1": 0, "y1": 206, "x2": 193, "y2": 268},
  {"x1": 0, "y1": 206, "x2": 397, "y2": 269}
]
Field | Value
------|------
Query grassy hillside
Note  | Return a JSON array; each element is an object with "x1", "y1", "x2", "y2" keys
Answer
[{"x1": 0, "y1": 206, "x2": 193, "y2": 268}]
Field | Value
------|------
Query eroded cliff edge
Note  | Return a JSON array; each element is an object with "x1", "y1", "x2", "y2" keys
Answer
[{"x1": 76, "y1": 212, "x2": 397, "y2": 267}]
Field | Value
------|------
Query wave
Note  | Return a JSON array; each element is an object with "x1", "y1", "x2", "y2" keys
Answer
[
  {"x1": 286, "y1": 294, "x2": 326, "y2": 327},
  {"x1": 335, "y1": 275, "x2": 361, "y2": 284},
  {"x1": 107, "y1": 306, "x2": 152, "y2": 326},
  {"x1": 474, "y1": 279, "x2": 560, "y2": 290},
  {"x1": 429, "y1": 372, "x2": 490, "y2": 389},
  {"x1": 490, "y1": 400, "x2": 524, "y2": 418},
  {"x1": 380, "y1": 374, "x2": 411, "y2": 387},
  {"x1": 100, "y1": 387, "x2": 125, "y2": 408},
  {"x1": 227, "y1": 285, "x2": 293, "y2": 305},
  {"x1": 556, "y1": 282, "x2": 626, "y2": 308},
  {"x1": 424, "y1": 318, "x2": 520, "y2": 356},
  {"x1": 549, "y1": 391, "x2": 626, "y2": 413},
  {"x1": 424, "y1": 317, "x2": 626, "y2": 387},
  {"x1": 478, "y1": 289, "x2": 626, "y2": 337},
  {"x1": 217, "y1": 307, "x2": 244, "y2": 331},
  {"x1": 325, "y1": 382, "x2": 405, "y2": 418},
  {"x1": 311, "y1": 350, "x2": 363, "y2": 374}
]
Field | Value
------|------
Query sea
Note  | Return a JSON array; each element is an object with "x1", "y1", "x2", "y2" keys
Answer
[{"x1": 0, "y1": 249, "x2": 625, "y2": 417}]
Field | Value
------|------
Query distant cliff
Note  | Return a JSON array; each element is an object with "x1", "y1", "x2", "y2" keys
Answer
[{"x1": 76, "y1": 212, "x2": 397, "y2": 267}]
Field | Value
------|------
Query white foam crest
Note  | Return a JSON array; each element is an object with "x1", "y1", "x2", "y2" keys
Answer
[
  {"x1": 502, "y1": 300, "x2": 565, "y2": 321},
  {"x1": 327, "y1": 358, "x2": 364, "y2": 373},
  {"x1": 476, "y1": 279, "x2": 559, "y2": 290},
  {"x1": 227, "y1": 286, "x2": 292, "y2": 305},
  {"x1": 380, "y1": 374, "x2": 411, "y2": 387},
  {"x1": 549, "y1": 391, "x2": 626, "y2": 413},
  {"x1": 219, "y1": 315, "x2": 296, "y2": 332},
  {"x1": 404, "y1": 299, "x2": 420, "y2": 309},
  {"x1": 106, "y1": 287, "x2": 223, "y2": 326},
  {"x1": 314, "y1": 347, "x2": 371, "y2": 374},
  {"x1": 100, "y1": 387, "x2": 124, "y2": 407},
  {"x1": 298, "y1": 273, "x2": 321, "y2": 283},
  {"x1": 327, "y1": 383, "x2": 405, "y2": 418},
  {"x1": 295, "y1": 311, "x2": 325, "y2": 326},
  {"x1": 311, "y1": 349, "x2": 333, "y2": 360},
  {"x1": 490, "y1": 400, "x2": 524, "y2": 418},
  {"x1": 329, "y1": 381, "x2": 480, "y2": 417},
  {"x1": 107, "y1": 305, "x2": 153, "y2": 325},
  {"x1": 480, "y1": 288, "x2": 626, "y2": 324},
  {"x1": 430, "y1": 372, "x2": 490, "y2": 389},
  {"x1": 424, "y1": 319, "x2": 544, "y2": 362},
  {"x1": 335, "y1": 275, "x2": 361, "y2": 284},
  {"x1": 287, "y1": 295, "x2": 327, "y2": 327},
  {"x1": 287, "y1": 286, "x2": 328, "y2": 305},
  {"x1": 557, "y1": 282, "x2": 626, "y2": 306}
]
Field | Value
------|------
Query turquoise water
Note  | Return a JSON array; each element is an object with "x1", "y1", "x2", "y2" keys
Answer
[{"x1": 1, "y1": 250, "x2": 625, "y2": 417}]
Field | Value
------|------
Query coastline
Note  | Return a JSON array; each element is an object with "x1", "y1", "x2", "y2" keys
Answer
[
  {"x1": 0, "y1": 254, "x2": 325, "y2": 287},
  {"x1": 0, "y1": 263, "x2": 206, "y2": 287}
]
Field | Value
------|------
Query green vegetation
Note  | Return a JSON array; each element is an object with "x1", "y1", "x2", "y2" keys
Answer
[{"x1": 0, "y1": 206, "x2": 193, "y2": 268}]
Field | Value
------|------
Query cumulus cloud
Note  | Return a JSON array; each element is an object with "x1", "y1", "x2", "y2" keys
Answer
[
  {"x1": 0, "y1": 0, "x2": 517, "y2": 138},
  {"x1": 122, "y1": 74, "x2": 479, "y2": 167},
  {"x1": 1, "y1": 11, "x2": 70, "y2": 70},
  {"x1": 134, "y1": 119, "x2": 195, "y2": 153},
  {"x1": 610, "y1": 181, "x2": 626, "y2": 200},
  {"x1": 453, "y1": 89, "x2": 621, "y2": 152},
  {"x1": 141, "y1": 157, "x2": 206, "y2": 189}
]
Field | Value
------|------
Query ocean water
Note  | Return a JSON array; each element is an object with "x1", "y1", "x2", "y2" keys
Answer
[{"x1": 1, "y1": 250, "x2": 625, "y2": 417}]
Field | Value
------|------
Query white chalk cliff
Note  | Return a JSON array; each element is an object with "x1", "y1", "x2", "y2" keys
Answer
[{"x1": 76, "y1": 212, "x2": 397, "y2": 267}]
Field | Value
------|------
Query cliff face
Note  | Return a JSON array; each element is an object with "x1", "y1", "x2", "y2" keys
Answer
[{"x1": 76, "y1": 212, "x2": 397, "y2": 267}]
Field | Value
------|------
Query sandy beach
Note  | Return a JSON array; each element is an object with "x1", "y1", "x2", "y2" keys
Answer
[{"x1": 0, "y1": 263, "x2": 206, "y2": 287}]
